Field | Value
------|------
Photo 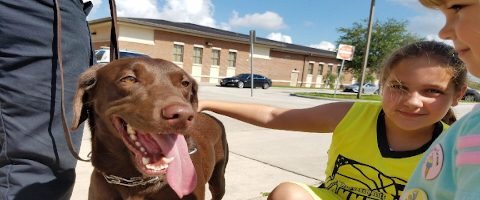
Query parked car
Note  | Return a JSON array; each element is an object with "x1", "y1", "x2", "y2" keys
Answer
[
  {"x1": 343, "y1": 83, "x2": 379, "y2": 94},
  {"x1": 220, "y1": 74, "x2": 272, "y2": 89},
  {"x1": 462, "y1": 87, "x2": 480, "y2": 102},
  {"x1": 95, "y1": 47, "x2": 150, "y2": 65}
]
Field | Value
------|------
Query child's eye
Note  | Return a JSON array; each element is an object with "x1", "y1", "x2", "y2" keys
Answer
[
  {"x1": 391, "y1": 85, "x2": 406, "y2": 90},
  {"x1": 450, "y1": 5, "x2": 465, "y2": 12},
  {"x1": 426, "y1": 89, "x2": 442, "y2": 94}
]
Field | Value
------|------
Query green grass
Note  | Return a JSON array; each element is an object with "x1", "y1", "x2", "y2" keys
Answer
[
  {"x1": 272, "y1": 85, "x2": 335, "y2": 90},
  {"x1": 296, "y1": 92, "x2": 478, "y2": 103},
  {"x1": 467, "y1": 81, "x2": 480, "y2": 90},
  {"x1": 295, "y1": 92, "x2": 383, "y2": 101},
  {"x1": 260, "y1": 192, "x2": 270, "y2": 197}
]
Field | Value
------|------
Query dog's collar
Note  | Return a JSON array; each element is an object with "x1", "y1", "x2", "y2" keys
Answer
[
  {"x1": 102, "y1": 148, "x2": 197, "y2": 187},
  {"x1": 102, "y1": 172, "x2": 160, "y2": 187}
]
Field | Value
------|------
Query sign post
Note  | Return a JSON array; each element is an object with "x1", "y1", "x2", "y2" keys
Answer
[{"x1": 333, "y1": 44, "x2": 355, "y2": 98}]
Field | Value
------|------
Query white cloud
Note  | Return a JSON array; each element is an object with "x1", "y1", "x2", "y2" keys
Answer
[
  {"x1": 408, "y1": 12, "x2": 446, "y2": 37},
  {"x1": 387, "y1": 0, "x2": 424, "y2": 10},
  {"x1": 266, "y1": 32, "x2": 292, "y2": 43},
  {"x1": 303, "y1": 21, "x2": 314, "y2": 27},
  {"x1": 426, "y1": 34, "x2": 454, "y2": 46},
  {"x1": 116, "y1": 0, "x2": 161, "y2": 19},
  {"x1": 228, "y1": 11, "x2": 288, "y2": 30},
  {"x1": 388, "y1": 0, "x2": 452, "y2": 47},
  {"x1": 87, "y1": 0, "x2": 103, "y2": 20},
  {"x1": 310, "y1": 41, "x2": 336, "y2": 51},
  {"x1": 115, "y1": 0, "x2": 218, "y2": 28}
]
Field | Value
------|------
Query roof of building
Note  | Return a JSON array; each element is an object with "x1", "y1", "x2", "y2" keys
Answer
[{"x1": 89, "y1": 17, "x2": 336, "y2": 58}]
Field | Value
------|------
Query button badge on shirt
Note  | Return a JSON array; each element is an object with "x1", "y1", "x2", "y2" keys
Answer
[
  {"x1": 401, "y1": 189, "x2": 428, "y2": 200},
  {"x1": 421, "y1": 144, "x2": 444, "y2": 180}
]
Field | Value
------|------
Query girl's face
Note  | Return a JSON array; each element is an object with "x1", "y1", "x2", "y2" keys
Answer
[
  {"x1": 382, "y1": 57, "x2": 464, "y2": 131},
  {"x1": 438, "y1": 0, "x2": 480, "y2": 77}
]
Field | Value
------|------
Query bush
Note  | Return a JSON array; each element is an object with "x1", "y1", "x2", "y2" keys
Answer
[{"x1": 323, "y1": 71, "x2": 338, "y2": 89}]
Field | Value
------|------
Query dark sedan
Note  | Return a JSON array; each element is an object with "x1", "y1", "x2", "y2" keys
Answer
[
  {"x1": 220, "y1": 74, "x2": 272, "y2": 89},
  {"x1": 462, "y1": 87, "x2": 480, "y2": 102}
]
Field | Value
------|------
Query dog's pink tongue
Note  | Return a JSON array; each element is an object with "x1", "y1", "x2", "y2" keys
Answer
[{"x1": 151, "y1": 134, "x2": 197, "y2": 198}]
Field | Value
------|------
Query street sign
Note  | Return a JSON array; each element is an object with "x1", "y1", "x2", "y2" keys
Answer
[{"x1": 336, "y1": 44, "x2": 355, "y2": 61}]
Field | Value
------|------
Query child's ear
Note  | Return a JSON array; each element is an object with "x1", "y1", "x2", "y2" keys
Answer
[{"x1": 452, "y1": 85, "x2": 468, "y2": 107}]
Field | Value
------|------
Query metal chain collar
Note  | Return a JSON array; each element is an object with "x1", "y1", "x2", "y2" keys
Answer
[{"x1": 102, "y1": 148, "x2": 197, "y2": 187}]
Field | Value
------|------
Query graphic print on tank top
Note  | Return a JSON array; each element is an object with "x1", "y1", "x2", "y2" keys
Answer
[{"x1": 324, "y1": 154, "x2": 407, "y2": 200}]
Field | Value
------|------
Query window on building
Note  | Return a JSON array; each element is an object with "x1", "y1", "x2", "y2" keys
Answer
[
  {"x1": 318, "y1": 63, "x2": 324, "y2": 75},
  {"x1": 228, "y1": 52, "x2": 236, "y2": 67},
  {"x1": 173, "y1": 44, "x2": 184, "y2": 62},
  {"x1": 211, "y1": 49, "x2": 220, "y2": 66},
  {"x1": 193, "y1": 47, "x2": 203, "y2": 64},
  {"x1": 328, "y1": 64, "x2": 333, "y2": 72},
  {"x1": 308, "y1": 63, "x2": 314, "y2": 74},
  {"x1": 337, "y1": 65, "x2": 342, "y2": 74}
]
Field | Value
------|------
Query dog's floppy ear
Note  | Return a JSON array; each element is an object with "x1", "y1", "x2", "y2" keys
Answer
[
  {"x1": 71, "y1": 65, "x2": 102, "y2": 131},
  {"x1": 190, "y1": 78, "x2": 199, "y2": 111}
]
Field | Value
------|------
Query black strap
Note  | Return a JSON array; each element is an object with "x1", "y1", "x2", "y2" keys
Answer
[
  {"x1": 109, "y1": 0, "x2": 119, "y2": 62},
  {"x1": 55, "y1": 0, "x2": 119, "y2": 162},
  {"x1": 54, "y1": 0, "x2": 90, "y2": 162}
]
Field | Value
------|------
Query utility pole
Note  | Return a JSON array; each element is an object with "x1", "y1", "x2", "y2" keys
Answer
[
  {"x1": 249, "y1": 30, "x2": 256, "y2": 97},
  {"x1": 357, "y1": 0, "x2": 376, "y2": 99}
]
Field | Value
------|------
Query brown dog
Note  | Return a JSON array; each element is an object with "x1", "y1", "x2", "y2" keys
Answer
[{"x1": 71, "y1": 57, "x2": 228, "y2": 200}]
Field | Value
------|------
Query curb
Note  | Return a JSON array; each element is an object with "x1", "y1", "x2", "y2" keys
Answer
[{"x1": 290, "y1": 93, "x2": 376, "y2": 102}]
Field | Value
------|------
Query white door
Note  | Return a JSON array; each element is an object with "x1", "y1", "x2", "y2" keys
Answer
[
  {"x1": 209, "y1": 65, "x2": 220, "y2": 83},
  {"x1": 226, "y1": 67, "x2": 235, "y2": 78},
  {"x1": 192, "y1": 64, "x2": 202, "y2": 82},
  {"x1": 290, "y1": 70, "x2": 299, "y2": 87},
  {"x1": 315, "y1": 75, "x2": 323, "y2": 88},
  {"x1": 305, "y1": 74, "x2": 313, "y2": 87}
]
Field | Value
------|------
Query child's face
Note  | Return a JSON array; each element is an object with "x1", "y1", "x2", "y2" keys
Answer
[
  {"x1": 382, "y1": 57, "x2": 464, "y2": 131},
  {"x1": 437, "y1": 0, "x2": 480, "y2": 77}
]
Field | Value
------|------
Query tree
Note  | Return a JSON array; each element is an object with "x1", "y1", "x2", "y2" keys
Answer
[
  {"x1": 323, "y1": 71, "x2": 338, "y2": 89},
  {"x1": 336, "y1": 18, "x2": 424, "y2": 77}
]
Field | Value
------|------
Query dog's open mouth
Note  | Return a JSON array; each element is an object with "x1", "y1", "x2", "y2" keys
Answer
[{"x1": 112, "y1": 117, "x2": 197, "y2": 198}]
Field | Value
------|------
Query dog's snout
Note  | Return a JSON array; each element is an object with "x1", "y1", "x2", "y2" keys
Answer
[{"x1": 162, "y1": 104, "x2": 194, "y2": 127}]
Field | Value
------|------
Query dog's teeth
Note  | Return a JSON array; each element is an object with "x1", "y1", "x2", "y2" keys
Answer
[
  {"x1": 140, "y1": 147, "x2": 145, "y2": 152},
  {"x1": 135, "y1": 142, "x2": 142, "y2": 147},
  {"x1": 130, "y1": 134, "x2": 137, "y2": 141},
  {"x1": 142, "y1": 157, "x2": 150, "y2": 165},
  {"x1": 162, "y1": 157, "x2": 174, "y2": 164},
  {"x1": 126, "y1": 124, "x2": 135, "y2": 135},
  {"x1": 161, "y1": 164, "x2": 168, "y2": 170}
]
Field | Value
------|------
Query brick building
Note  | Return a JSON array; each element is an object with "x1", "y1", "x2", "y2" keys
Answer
[{"x1": 88, "y1": 17, "x2": 354, "y2": 87}]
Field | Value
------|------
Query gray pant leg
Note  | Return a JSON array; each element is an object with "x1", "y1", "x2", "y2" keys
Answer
[{"x1": 0, "y1": 0, "x2": 95, "y2": 199}]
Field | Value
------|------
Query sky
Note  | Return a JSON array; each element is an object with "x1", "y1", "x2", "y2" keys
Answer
[
  {"x1": 86, "y1": 0, "x2": 479, "y2": 81},
  {"x1": 87, "y1": 0, "x2": 453, "y2": 49}
]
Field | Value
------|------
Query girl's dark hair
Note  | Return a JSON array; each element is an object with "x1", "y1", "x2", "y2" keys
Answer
[{"x1": 380, "y1": 40, "x2": 467, "y2": 125}]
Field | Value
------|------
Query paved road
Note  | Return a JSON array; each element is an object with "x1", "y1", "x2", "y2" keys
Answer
[{"x1": 71, "y1": 83, "x2": 476, "y2": 200}]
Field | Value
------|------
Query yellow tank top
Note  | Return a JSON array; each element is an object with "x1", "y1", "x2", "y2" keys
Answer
[{"x1": 324, "y1": 101, "x2": 447, "y2": 200}]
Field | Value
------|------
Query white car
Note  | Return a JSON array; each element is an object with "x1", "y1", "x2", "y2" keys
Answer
[
  {"x1": 95, "y1": 47, "x2": 150, "y2": 65},
  {"x1": 343, "y1": 83, "x2": 379, "y2": 94}
]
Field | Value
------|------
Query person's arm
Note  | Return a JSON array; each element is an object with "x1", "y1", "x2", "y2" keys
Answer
[{"x1": 198, "y1": 100, "x2": 354, "y2": 133}]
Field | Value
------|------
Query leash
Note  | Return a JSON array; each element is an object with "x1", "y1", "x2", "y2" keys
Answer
[{"x1": 55, "y1": 0, "x2": 120, "y2": 162}]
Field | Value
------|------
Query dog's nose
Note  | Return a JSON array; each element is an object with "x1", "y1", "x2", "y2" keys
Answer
[{"x1": 162, "y1": 104, "x2": 194, "y2": 127}]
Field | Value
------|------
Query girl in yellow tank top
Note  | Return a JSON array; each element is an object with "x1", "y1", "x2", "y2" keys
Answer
[{"x1": 198, "y1": 41, "x2": 467, "y2": 200}]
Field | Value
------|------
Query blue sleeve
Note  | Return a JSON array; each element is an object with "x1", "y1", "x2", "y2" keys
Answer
[{"x1": 403, "y1": 109, "x2": 480, "y2": 200}]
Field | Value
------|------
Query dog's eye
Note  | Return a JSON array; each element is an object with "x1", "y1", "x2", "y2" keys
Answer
[
  {"x1": 121, "y1": 76, "x2": 137, "y2": 84},
  {"x1": 180, "y1": 81, "x2": 190, "y2": 87}
]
